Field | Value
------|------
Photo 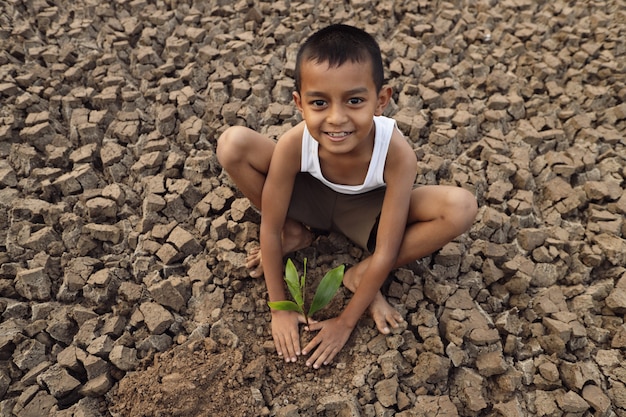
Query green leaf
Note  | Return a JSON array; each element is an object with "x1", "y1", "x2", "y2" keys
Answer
[
  {"x1": 284, "y1": 259, "x2": 303, "y2": 306},
  {"x1": 300, "y1": 258, "x2": 307, "y2": 292},
  {"x1": 286, "y1": 279, "x2": 303, "y2": 307},
  {"x1": 308, "y1": 264, "x2": 344, "y2": 317},
  {"x1": 284, "y1": 258, "x2": 299, "y2": 289},
  {"x1": 268, "y1": 300, "x2": 303, "y2": 314}
]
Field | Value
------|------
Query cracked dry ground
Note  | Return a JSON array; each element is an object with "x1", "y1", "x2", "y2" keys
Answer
[{"x1": 1, "y1": 0, "x2": 626, "y2": 417}]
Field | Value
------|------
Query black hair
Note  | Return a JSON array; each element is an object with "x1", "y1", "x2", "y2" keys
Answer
[{"x1": 294, "y1": 24, "x2": 384, "y2": 93}]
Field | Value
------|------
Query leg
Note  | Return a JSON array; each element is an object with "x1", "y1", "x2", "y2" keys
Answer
[
  {"x1": 343, "y1": 185, "x2": 478, "y2": 333},
  {"x1": 216, "y1": 127, "x2": 313, "y2": 277},
  {"x1": 216, "y1": 126, "x2": 274, "y2": 208}
]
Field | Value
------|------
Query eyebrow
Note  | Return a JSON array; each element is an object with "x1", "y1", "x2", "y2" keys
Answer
[{"x1": 304, "y1": 87, "x2": 369, "y2": 97}]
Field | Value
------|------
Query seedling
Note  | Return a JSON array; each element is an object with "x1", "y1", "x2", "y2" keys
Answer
[{"x1": 268, "y1": 258, "x2": 344, "y2": 326}]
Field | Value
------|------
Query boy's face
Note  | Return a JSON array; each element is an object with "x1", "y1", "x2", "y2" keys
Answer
[{"x1": 293, "y1": 59, "x2": 391, "y2": 154}]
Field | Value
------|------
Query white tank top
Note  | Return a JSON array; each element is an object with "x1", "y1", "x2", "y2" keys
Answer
[{"x1": 300, "y1": 115, "x2": 397, "y2": 195}]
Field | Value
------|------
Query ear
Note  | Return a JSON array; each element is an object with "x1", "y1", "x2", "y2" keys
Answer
[
  {"x1": 293, "y1": 91, "x2": 304, "y2": 114},
  {"x1": 374, "y1": 86, "x2": 392, "y2": 116}
]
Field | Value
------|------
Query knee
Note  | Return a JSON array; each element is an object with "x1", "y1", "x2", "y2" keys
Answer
[
  {"x1": 216, "y1": 126, "x2": 249, "y2": 168},
  {"x1": 447, "y1": 188, "x2": 478, "y2": 231}
]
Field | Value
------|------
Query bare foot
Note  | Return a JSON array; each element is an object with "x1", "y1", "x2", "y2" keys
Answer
[
  {"x1": 343, "y1": 265, "x2": 404, "y2": 334},
  {"x1": 368, "y1": 292, "x2": 404, "y2": 334},
  {"x1": 246, "y1": 246, "x2": 264, "y2": 278},
  {"x1": 247, "y1": 219, "x2": 314, "y2": 278}
]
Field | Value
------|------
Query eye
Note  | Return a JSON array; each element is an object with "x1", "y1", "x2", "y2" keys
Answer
[
  {"x1": 310, "y1": 99, "x2": 327, "y2": 107},
  {"x1": 348, "y1": 97, "x2": 364, "y2": 105}
]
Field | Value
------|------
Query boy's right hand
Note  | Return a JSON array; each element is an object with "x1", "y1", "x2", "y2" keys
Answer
[{"x1": 271, "y1": 310, "x2": 306, "y2": 362}]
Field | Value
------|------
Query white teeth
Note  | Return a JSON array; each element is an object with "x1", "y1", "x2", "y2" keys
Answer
[{"x1": 327, "y1": 132, "x2": 349, "y2": 137}]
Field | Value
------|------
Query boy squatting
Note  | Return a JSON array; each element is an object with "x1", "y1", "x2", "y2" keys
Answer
[{"x1": 217, "y1": 24, "x2": 478, "y2": 369}]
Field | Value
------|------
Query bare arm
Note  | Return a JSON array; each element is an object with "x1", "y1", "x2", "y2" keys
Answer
[
  {"x1": 259, "y1": 122, "x2": 308, "y2": 362},
  {"x1": 338, "y1": 130, "x2": 417, "y2": 327},
  {"x1": 301, "y1": 129, "x2": 417, "y2": 368},
  {"x1": 260, "y1": 123, "x2": 305, "y2": 303}
]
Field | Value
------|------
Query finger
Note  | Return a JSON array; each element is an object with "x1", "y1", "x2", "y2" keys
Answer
[
  {"x1": 301, "y1": 333, "x2": 321, "y2": 356},
  {"x1": 304, "y1": 321, "x2": 323, "y2": 332},
  {"x1": 272, "y1": 333, "x2": 286, "y2": 359},
  {"x1": 291, "y1": 328, "x2": 302, "y2": 358},
  {"x1": 273, "y1": 331, "x2": 297, "y2": 362},
  {"x1": 314, "y1": 344, "x2": 339, "y2": 369},
  {"x1": 307, "y1": 341, "x2": 337, "y2": 369},
  {"x1": 282, "y1": 330, "x2": 300, "y2": 362}
]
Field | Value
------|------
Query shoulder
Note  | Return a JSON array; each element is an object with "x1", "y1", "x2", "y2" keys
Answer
[
  {"x1": 276, "y1": 121, "x2": 306, "y2": 148},
  {"x1": 384, "y1": 124, "x2": 416, "y2": 179},
  {"x1": 387, "y1": 120, "x2": 412, "y2": 154},
  {"x1": 269, "y1": 121, "x2": 306, "y2": 172}
]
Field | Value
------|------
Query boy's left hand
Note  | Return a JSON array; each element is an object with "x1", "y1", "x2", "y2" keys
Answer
[{"x1": 301, "y1": 317, "x2": 354, "y2": 368}]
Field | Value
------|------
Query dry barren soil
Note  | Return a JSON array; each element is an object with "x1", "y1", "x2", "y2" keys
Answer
[{"x1": 1, "y1": 0, "x2": 626, "y2": 416}]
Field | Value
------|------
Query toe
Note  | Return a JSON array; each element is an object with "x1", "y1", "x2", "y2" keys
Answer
[
  {"x1": 371, "y1": 312, "x2": 390, "y2": 334},
  {"x1": 249, "y1": 265, "x2": 264, "y2": 278}
]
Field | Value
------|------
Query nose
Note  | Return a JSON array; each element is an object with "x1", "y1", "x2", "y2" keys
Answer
[{"x1": 326, "y1": 104, "x2": 348, "y2": 125}]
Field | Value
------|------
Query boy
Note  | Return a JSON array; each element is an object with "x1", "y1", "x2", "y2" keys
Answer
[{"x1": 217, "y1": 24, "x2": 478, "y2": 369}]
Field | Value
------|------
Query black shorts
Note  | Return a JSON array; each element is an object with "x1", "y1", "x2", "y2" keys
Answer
[{"x1": 287, "y1": 173, "x2": 386, "y2": 251}]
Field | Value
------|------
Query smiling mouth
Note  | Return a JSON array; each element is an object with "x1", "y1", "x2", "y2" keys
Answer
[{"x1": 325, "y1": 131, "x2": 352, "y2": 140}]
